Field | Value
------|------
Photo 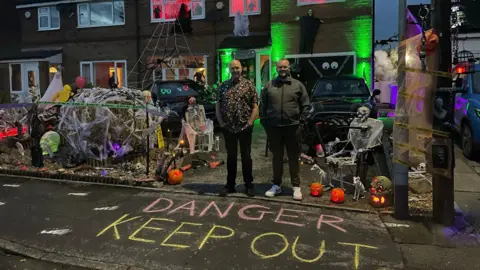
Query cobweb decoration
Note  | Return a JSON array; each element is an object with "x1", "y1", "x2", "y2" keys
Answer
[{"x1": 127, "y1": 7, "x2": 200, "y2": 90}]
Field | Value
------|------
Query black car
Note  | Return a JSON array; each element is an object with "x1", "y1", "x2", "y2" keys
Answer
[{"x1": 150, "y1": 80, "x2": 216, "y2": 133}]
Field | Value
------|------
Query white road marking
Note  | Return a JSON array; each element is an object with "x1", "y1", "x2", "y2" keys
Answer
[
  {"x1": 93, "y1": 206, "x2": 119, "y2": 211},
  {"x1": 68, "y1": 193, "x2": 89, "y2": 196},
  {"x1": 384, "y1": 222, "x2": 410, "y2": 228},
  {"x1": 0, "y1": 202, "x2": 5, "y2": 206},
  {"x1": 40, "y1": 229, "x2": 72, "y2": 235},
  {"x1": 2, "y1": 184, "x2": 20, "y2": 187}
]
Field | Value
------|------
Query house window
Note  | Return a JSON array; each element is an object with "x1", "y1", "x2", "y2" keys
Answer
[
  {"x1": 77, "y1": 0, "x2": 125, "y2": 28},
  {"x1": 38, "y1": 6, "x2": 60, "y2": 30},
  {"x1": 9, "y1": 64, "x2": 22, "y2": 92},
  {"x1": 229, "y1": 0, "x2": 261, "y2": 17},
  {"x1": 80, "y1": 61, "x2": 127, "y2": 88},
  {"x1": 297, "y1": 0, "x2": 345, "y2": 6},
  {"x1": 151, "y1": 0, "x2": 205, "y2": 22},
  {"x1": 149, "y1": 55, "x2": 207, "y2": 84}
]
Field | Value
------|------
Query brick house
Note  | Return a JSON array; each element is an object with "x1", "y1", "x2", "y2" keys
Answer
[{"x1": 3, "y1": 0, "x2": 372, "y2": 102}]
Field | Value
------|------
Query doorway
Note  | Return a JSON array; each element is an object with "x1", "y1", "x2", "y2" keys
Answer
[
  {"x1": 255, "y1": 49, "x2": 271, "y2": 92},
  {"x1": 23, "y1": 63, "x2": 40, "y2": 97}
]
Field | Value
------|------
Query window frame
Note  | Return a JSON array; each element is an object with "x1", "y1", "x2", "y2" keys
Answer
[
  {"x1": 77, "y1": 0, "x2": 125, "y2": 28},
  {"x1": 297, "y1": 0, "x2": 345, "y2": 7},
  {"x1": 79, "y1": 60, "x2": 128, "y2": 88},
  {"x1": 150, "y1": 0, "x2": 206, "y2": 23},
  {"x1": 151, "y1": 55, "x2": 208, "y2": 84},
  {"x1": 229, "y1": 0, "x2": 261, "y2": 17},
  {"x1": 37, "y1": 6, "x2": 60, "y2": 31}
]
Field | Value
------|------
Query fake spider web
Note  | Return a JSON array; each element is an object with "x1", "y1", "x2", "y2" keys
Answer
[{"x1": 127, "y1": 14, "x2": 200, "y2": 90}]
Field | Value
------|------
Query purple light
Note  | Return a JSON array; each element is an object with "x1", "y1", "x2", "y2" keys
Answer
[
  {"x1": 389, "y1": 84, "x2": 398, "y2": 106},
  {"x1": 112, "y1": 143, "x2": 121, "y2": 151},
  {"x1": 387, "y1": 112, "x2": 395, "y2": 117}
]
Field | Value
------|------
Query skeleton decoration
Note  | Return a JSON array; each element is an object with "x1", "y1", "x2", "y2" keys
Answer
[
  {"x1": 233, "y1": 11, "x2": 249, "y2": 36},
  {"x1": 322, "y1": 62, "x2": 339, "y2": 70},
  {"x1": 353, "y1": 176, "x2": 366, "y2": 201},
  {"x1": 417, "y1": 162, "x2": 426, "y2": 172},
  {"x1": 40, "y1": 131, "x2": 61, "y2": 158},
  {"x1": 312, "y1": 163, "x2": 334, "y2": 190}
]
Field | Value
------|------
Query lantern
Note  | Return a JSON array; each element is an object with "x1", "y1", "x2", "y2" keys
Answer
[
  {"x1": 168, "y1": 169, "x2": 183, "y2": 185},
  {"x1": 330, "y1": 188, "x2": 345, "y2": 203},
  {"x1": 369, "y1": 176, "x2": 393, "y2": 208},
  {"x1": 310, "y1": 182, "x2": 323, "y2": 197}
]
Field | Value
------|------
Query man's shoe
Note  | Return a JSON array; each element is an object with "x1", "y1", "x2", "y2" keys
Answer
[
  {"x1": 265, "y1": 185, "x2": 282, "y2": 198},
  {"x1": 219, "y1": 186, "x2": 236, "y2": 197},
  {"x1": 245, "y1": 185, "x2": 255, "y2": 197},
  {"x1": 292, "y1": 187, "x2": 303, "y2": 201}
]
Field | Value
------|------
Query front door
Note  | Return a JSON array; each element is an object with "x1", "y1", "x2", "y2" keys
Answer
[
  {"x1": 23, "y1": 63, "x2": 41, "y2": 99},
  {"x1": 255, "y1": 50, "x2": 271, "y2": 93}
]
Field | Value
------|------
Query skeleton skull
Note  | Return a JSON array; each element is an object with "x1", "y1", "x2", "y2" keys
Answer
[
  {"x1": 331, "y1": 62, "x2": 339, "y2": 69},
  {"x1": 356, "y1": 106, "x2": 370, "y2": 123},
  {"x1": 322, "y1": 62, "x2": 330, "y2": 70},
  {"x1": 417, "y1": 162, "x2": 426, "y2": 171}
]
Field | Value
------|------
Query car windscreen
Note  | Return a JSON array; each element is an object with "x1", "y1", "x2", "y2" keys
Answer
[
  {"x1": 313, "y1": 79, "x2": 370, "y2": 97},
  {"x1": 152, "y1": 82, "x2": 199, "y2": 99}
]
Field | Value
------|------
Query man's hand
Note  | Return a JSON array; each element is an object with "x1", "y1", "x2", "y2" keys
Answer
[{"x1": 248, "y1": 119, "x2": 254, "y2": 127}]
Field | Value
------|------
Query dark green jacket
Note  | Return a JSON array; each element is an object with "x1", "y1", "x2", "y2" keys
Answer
[{"x1": 260, "y1": 76, "x2": 311, "y2": 127}]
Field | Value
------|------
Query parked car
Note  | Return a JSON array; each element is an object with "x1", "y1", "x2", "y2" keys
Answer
[
  {"x1": 453, "y1": 64, "x2": 480, "y2": 159},
  {"x1": 149, "y1": 79, "x2": 216, "y2": 133}
]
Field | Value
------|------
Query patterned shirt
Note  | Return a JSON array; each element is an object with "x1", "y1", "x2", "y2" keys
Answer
[{"x1": 217, "y1": 77, "x2": 258, "y2": 133}]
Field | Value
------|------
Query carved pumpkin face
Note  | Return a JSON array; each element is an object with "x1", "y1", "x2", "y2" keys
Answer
[
  {"x1": 370, "y1": 176, "x2": 393, "y2": 195},
  {"x1": 168, "y1": 169, "x2": 183, "y2": 185},
  {"x1": 330, "y1": 188, "x2": 345, "y2": 203},
  {"x1": 310, "y1": 182, "x2": 323, "y2": 197}
]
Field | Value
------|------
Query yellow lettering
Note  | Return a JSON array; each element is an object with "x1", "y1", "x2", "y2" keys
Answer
[
  {"x1": 161, "y1": 222, "x2": 202, "y2": 249},
  {"x1": 198, "y1": 225, "x2": 235, "y2": 249},
  {"x1": 251, "y1": 232, "x2": 289, "y2": 259},
  {"x1": 292, "y1": 237, "x2": 326, "y2": 263},
  {"x1": 128, "y1": 218, "x2": 174, "y2": 243},
  {"x1": 338, "y1": 242, "x2": 378, "y2": 269},
  {"x1": 96, "y1": 214, "x2": 141, "y2": 240}
]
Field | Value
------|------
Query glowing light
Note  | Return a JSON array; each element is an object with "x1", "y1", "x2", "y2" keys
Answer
[
  {"x1": 0, "y1": 126, "x2": 27, "y2": 140},
  {"x1": 49, "y1": 67, "x2": 57, "y2": 73}
]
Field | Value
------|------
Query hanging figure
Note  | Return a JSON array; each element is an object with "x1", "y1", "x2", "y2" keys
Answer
[
  {"x1": 233, "y1": 11, "x2": 249, "y2": 36},
  {"x1": 171, "y1": 3, "x2": 192, "y2": 34},
  {"x1": 295, "y1": 9, "x2": 324, "y2": 54}
]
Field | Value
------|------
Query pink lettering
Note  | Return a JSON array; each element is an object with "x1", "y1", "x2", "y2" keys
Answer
[
  {"x1": 168, "y1": 200, "x2": 196, "y2": 216},
  {"x1": 199, "y1": 201, "x2": 234, "y2": 218},
  {"x1": 237, "y1": 204, "x2": 273, "y2": 221},
  {"x1": 317, "y1": 215, "x2": 347, "y2": 233},
  {"x1": 143, "y1": 198, "x2": 173, "y2": 213},
  {"x1": 274, "y1": 208, "x2": 307, "y2": 227}
]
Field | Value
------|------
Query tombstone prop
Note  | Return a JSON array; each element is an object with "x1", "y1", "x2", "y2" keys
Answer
[{"x1": 295, "y1": 9, "x2": 324, "y2": 54}]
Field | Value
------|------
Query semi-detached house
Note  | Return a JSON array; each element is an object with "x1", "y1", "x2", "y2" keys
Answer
[{"x1": 1, "y1": 0, "x2": 373, "y2": 102}]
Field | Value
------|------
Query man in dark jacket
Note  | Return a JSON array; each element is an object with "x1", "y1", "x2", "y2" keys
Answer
[{"x1": 260, "y1": 59, "x2": 310, "y2": 201}]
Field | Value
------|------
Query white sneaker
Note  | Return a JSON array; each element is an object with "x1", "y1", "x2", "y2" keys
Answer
[
  {"x1": 265, "y1": 185, "x2": 282, "y2": 197},
  {"x1": 292, "y1": 187, "x2": 303, "y2": 201}
]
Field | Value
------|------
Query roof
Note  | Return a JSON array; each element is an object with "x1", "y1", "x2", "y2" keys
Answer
[
  {"x1": 16, "y1": 0, "x2": 88, "y2": 8},
  {"x1": 218, "y1": 34, "x2": 271, "y2": 50},
  {"x1": 0, "y1": 49, "x2": 62, "y2": 61}
]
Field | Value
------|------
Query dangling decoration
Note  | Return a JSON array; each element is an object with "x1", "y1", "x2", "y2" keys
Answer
[
  {"x1": 233, "y1": 11, "x2": 249, "y2": 36},
  {"x1": 416, "y1": 29, "x2": 439, "y2": 56},
  {"x1": 171, "y1": 3, "x2": 192, "y2": 34}
]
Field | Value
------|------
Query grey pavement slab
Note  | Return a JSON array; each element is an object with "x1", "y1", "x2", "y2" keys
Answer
[
  {"x1": 0, "y1": 177, "x2": 404, "y2": 270},
  {"x1": 0, "y1": 250, "x2": 88, "y2": 270},
  {"x1": 400, "y1": 244, "x2": 480, "y2": 270},
  {"x1": 454, "y1": 172, "x2": 480, "y2": 193}
]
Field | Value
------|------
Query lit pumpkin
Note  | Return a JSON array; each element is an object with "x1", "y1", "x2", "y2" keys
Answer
[
  {"x1": 330, "y1": 188, "x2": 345, "y2": 203},
  {"x1": 168, "y1": 169, "x2": 183, "y2": 185},
  {"x1": 416, "y1": 30, "x2": 439, "y2": 56},
  {"x1": 369, "y1": 176, "x2": 393, "y2": 208},
  {"x1": 370, "y1": 194, "x2": 388, "y2": 208},
  {"x1": 310, "y1": 182, "x2": 323, "y2": 197}
]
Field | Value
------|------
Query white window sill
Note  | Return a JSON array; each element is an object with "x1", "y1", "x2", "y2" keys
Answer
[
  {"x1": 228, "y1": 13, "x2": 261, "y2": 17},
  {"x1": 38, "y1": 28, "x2": 60, "y2": 31},
  {"x1": 150, "y1": 16, "x2": 205, "y2": 23},
  {"x1": 77, "y1": 23, "x2": 125, "y2": 29}
]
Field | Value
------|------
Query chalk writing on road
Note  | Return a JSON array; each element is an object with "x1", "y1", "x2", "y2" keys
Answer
[
  {"x1": 68, "y1": 193, "x2": 89, "y2": 196},
  {"x1": 94, "y1": 206, "x2": 119, "y2": 211},
  {"x1": 96, "y1": 197, "x2": 382, "y2": 269},
  {"x1": 0, "y1": 202, "x2": 5, "y2": 206},
  {"x1": 40, "y1": 229, "x2": 72, "y2": 235},
  {"x1": 2, "y1": 184, "x2": 20, "y2": 187}
]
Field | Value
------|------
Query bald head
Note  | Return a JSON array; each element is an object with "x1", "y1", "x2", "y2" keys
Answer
[{"x1": 229, "y1": 59, "x2": 242, "y2": 79}]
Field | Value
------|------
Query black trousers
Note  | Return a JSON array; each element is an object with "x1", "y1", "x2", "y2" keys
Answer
[
  {"x1": 223, "y1": 127, "x2": 253, "y2": 188},
  {"x1": 265, "y1": 125, "x2": 301, "y2": 187}
]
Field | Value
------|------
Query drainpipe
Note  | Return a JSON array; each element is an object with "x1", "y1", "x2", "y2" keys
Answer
[{"x1": 135, "y1": 0, "x2": 141, "y2": 88}]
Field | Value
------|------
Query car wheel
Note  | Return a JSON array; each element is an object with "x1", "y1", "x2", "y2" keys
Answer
[{"x1": 462, "y1": 123, "x2": 475, "y2": 159}]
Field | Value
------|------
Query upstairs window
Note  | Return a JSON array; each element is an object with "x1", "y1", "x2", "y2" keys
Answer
[
  {"x1": 297, "y1": 0, "x2": 345, "y2": 6},
  {"x1": 38, "y1": 6, "x2": 60, "y2": 31},
  {"x1": 77, "y1": 0, "x2": 125, "y2": 28},
  {"x1": 229, "y1": 0, "x2": 261, "y2": 17},
  {"x1": 151, "y1": 0, "x2": 205, "y2": 22}
]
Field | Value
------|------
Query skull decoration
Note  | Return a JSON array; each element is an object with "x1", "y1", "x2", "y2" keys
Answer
[
  {"x1": 417, "y1": 162, "x2": 426, "y2": 171},
  {"x1": 331, "y1": 62, "x2": 339, "y2": 69},
  {"x1": 356, "y1": 106, "x2": 370, "y2": 123},
  {"x1": 369, "y1": 176, "x2": 393, "y2": 207},
  {"x1": 322, "y1": 62, "x2": 330, "y2": 70}
]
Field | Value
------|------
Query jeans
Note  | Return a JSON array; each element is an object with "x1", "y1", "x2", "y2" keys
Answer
[
  {"x1": 265, "y1": 125, "x2": 301, "y2": 187},
  {"x1": 222, "y1": 126, "x2": 254, "y2": 188}
]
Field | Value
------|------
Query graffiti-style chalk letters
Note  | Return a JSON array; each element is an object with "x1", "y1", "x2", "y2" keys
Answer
[
  {"x1": 143, "y1": 198, "x2": 174, "y2": 213},
  {"x1": 198, "y1": 201, "x2": 234, "y2": 218},
  {"x1": 128, "y1": 218, "x2": 174, "y2": 243},
  {"x1": 316, "y1": 215, "x2": 347, "y2": 233},
  {"x1": 250, "y1": 232, "x2": 289, "y2": 259},
  {"x1": 96, "y1": 214, "x2": 141, "y2": 240},
  {"x1": 274, "y1": 208, "x2": 308, "y2": 227},
  {"x1": 338, "y1": 242, "x2": 378, "y2": 269},
  {"x1": 198, "y1": 225, "x2": 235, "y2": 249},
  {"x1": 237, "y1": 205, "x2": 273, "y2": 221},
  {"x1": 160, "y1": 222, "x2": 202, "y2": 249},
  {"x1": 167, "y1": 200, "x2": 196, "y2": 216},
  {"x1": 292, "y1": 237, "x2": 326, "y2": 263}
]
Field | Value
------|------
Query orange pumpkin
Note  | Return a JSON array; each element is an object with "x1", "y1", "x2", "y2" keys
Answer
[
  {"x1": 330, "y1": 188, "x2": 345, "y2": 203},
  {"x1": 310, "y1": 182, "x2": 323, "y2": 197},
  {"x1": 168, "y1": 169, "x2": 183, "y2": 185}
]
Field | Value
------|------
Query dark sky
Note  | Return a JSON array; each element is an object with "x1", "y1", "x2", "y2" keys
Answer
[{"x1": 375, "y1": 0, "x2": 431, "y2": 40}]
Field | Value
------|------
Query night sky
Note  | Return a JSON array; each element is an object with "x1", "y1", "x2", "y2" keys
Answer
[{"x1": 375, "y1": 0, "x2": 431, "y2": 40}]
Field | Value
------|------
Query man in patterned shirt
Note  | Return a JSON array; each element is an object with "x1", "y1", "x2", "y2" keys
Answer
[{"x1": 216, "y1": 60, "x2": 259, "y2": 197}]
